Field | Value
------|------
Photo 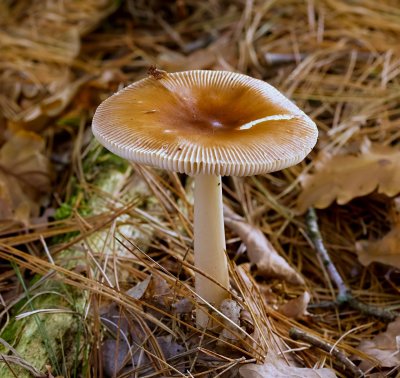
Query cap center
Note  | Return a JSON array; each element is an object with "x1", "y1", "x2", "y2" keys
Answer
[{"x1": 210, "y1": 120, "x2": 224, "y2": 128}]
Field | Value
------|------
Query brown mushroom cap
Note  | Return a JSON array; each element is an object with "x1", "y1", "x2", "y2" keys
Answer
[{"x1": 92, "y1": 70, "x2": 317, "y2": 176}]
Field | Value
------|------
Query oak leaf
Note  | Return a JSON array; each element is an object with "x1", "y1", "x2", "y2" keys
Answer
[
  {"x1": 0, "y1": 130, "x2": 51, "y2": 224},
  {"x1": 224, "y1": 206, "x2": 304, "y2": 285},
  {"x1": 297, "y1": 141, "x2": 400, "y2": 213},
  {"x1": 356, "y1": 317, "x2": 400, "y2": 370},
  {"x1": 356, "y1": 225, "x2": 400, "y2": 269},
  {"x1": 355, "y1": 197, "x2": 400, "y2": 269}
]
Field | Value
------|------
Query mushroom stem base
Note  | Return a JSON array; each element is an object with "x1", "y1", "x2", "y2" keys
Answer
[{"x1": 194, "y1": 174, "x2": 229, "y2": 328}]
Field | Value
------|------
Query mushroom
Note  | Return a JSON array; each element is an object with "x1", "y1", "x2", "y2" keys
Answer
[{"x1": 92, "y1": 69, "x2": 318, "y2": 328}]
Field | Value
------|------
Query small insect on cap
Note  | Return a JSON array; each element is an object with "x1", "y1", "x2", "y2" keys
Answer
[{"x1": 92, "y1": 70, "x2": 318, "y2": 176}]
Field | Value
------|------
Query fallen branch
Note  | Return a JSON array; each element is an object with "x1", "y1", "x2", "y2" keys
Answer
[
  {"x1": 289, "y1": 327, "x2": 364, "y2": 377},
  {"x1": 306, "y1": 208, "x2": 396, "y2": 322}
]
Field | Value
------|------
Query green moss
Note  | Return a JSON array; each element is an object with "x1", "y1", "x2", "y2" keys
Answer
[
  {"x1": 56, "y1": 116, "x2": 81, "y2": 128},
  {"x1": 0, "y1": 318, "x2": 21, "y2": 348},
  {"x1": 54, "y1": 202, "x2": 73, "y2": 220},
  {"x1": 0, "y1": 141, "x2": 145, "y2": 377},
  {"x1": 54, "y1": 145, "x2": 128, "y2": 224},
  {"x1": 0, "y1": 284, "x2": 86, "y2": 377},
  {"x1": 83, "y1": 143, "x2": 128, "y2": 176}
]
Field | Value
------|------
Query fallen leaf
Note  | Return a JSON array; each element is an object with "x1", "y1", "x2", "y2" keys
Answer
[
  {"x1": 102, "y1": 338, "x2": 130, "y2": 377},
  {"x1": 0, "y1": 130, "x2": 51, "y2": 224},
  {"x1": 102, "y1": 283, "x2": 185, "y2": 377},
  {"x1": 104, "y1": 334, "x2": 186, "y2": 375},
  {"x1": 1, "y1": 0, "x2": 117, "y2": 130},
  {"x1": 11, "y1": 76, "x2": 91, "y2": 131},
  {"x1": 278, "y1": 291, "x2": 311, "y2": 319},
  {"x1": 356, "y1": 225, "x2": 400, "y2": 269},
  {"x1": 224, "y1": 206, "x2": 304, "y2": 285},
  {"x1": 356, "y1": 317, "x2": 400, "y2": 370},
  {"x1": 127, "y1": 275, "x2": 171, "y2": 304},
  {"x1": 172, "y1": 298, "x2": 194, "y2": 314},
  {"x1": 239, "y1": 352, "x2": 337, "y2": 378},
  {"x1": 355, "y1": 197, "x2": 400, "y2": 269},
  {"x1": 101, "y1": 304, "x2": 142, "y2": 376},
  {"x1": 156, "y1": 335, "x2": 185, "y2": 360},
  {"x1": 127, "y1": 276, "x2": 152, "y2": 300},
  {"x1": 297, "y1": 140, "x2": 400, "y2": 213}
]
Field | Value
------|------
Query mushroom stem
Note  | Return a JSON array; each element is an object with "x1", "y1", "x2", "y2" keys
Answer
[{"x1": 194, "y1": 174, "x2": 229, "y2": 328}]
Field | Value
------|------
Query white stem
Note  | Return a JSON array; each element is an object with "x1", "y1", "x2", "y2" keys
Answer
[{"x1": 194, "y1": 174, "x2": 229, "y2": 328}]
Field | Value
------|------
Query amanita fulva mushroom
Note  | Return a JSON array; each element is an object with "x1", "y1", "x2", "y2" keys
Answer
[{"x1": 92, "y1": 69, "x2": 317, "y2": 328}]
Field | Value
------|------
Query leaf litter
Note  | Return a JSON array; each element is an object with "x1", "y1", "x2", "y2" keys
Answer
[
  {"x1": 356, "y1": 317, "x2": 400, "y2": 370},
  {"x1": 297, "y1": 140, "x2": 400, "y2": 212},
  {"x1": 239, "y1": 351, "x2": 337, "y2": 378},
  {"x1": 277, "y1": 291, "x2": 311, "y2": 320},
  {"x1": 0, "y1": 130, "x2": 51, "y2": 225},
  {"x1": 1, "y1": 0, "x2": 400, "y2": 377},
  {"x1": 100, "y1": 272, "x2": 189, "y2": 376},
  {"x1": 224, "y1": 205, "x2": 304, "y2": 285},
  {"x1": 356, "y1": 196, "x2": 400, "y2": 270}
]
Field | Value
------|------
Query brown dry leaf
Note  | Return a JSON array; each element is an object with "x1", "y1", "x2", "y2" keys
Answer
[
  {"x1": 172, "y1": 298, "x2": 193, "y2": 314},
  {"x1": 224, "y1": 206, "x2": 304, "y2": 285},
  {"x1": 297, "y1": 141, "x2": 400, "y2": 213},
  {"x1": 10, "y1": 76, "x2": 91, "y2": 131},
  {"x1": 0, "y1": 130, "x2": 51, "y2": 224},
  {"x1": 102, "y1": 338, "x2": 130, "y2": 377},
  {"x1": 278, "y1": 291, "x2": 311, "y2": 319},
  {"x1": 127, "y1": 275, "x2": 170, "y2": 303},
  {"x1": 356, "y1": 224, "x2": 400, "y2": 269},
  {"x1": 127, "y1": 276, "x2": 152, "y2": 300},
  {"x1": 156, "y1": 335, "x2": 185, "y2": 361},
  {"x1": 239, "y1": 352, "x2": 337, "y2": 378},
  {"x1": 0, "y1": 0, "x2": 117, "y2": 128},
  {"x1": 356, "y1": 197, "x2": 400, "y2": 269},
  {"x1": 103, "y1": 334, "x2": 185, "y2": 377},
  {"x1": 356, "y1": 317, "x2": 400, "y2": 370},
  {"x1": 103, "y1": 278, "x2": 184, "y2": 377}
]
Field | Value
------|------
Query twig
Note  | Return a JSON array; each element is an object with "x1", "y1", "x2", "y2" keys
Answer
[
  {"x1": 0, "y1": 354, "x2": 46, "y2": 378},
  {"x1": 289, "y1": 327, "x2": 364, "y2": 377},
  {"x1": 306, "y1": 208, "x2": 397, "y2": 322}
]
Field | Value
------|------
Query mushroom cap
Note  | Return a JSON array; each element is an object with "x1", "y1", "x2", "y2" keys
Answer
[{"x1": 92, "y1": 70, "x2": 317, "y2": 176}]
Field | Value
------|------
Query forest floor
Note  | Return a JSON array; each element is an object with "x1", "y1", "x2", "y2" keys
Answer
[{"x1": 0, "y1": 1, "x2": 400, "y2": 377}]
